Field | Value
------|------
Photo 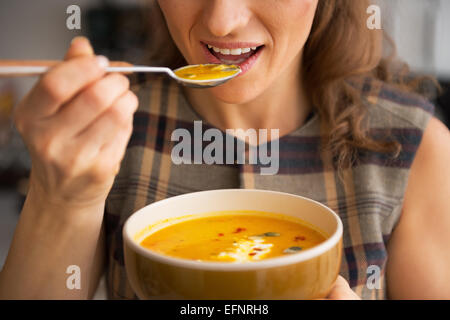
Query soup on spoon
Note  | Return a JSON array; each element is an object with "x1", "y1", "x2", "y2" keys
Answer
[{"x1": 174, "y1": 63, "x2": 240, "y2": 81}]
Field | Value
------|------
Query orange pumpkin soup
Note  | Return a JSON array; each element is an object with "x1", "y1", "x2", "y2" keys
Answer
[
  {"x1": 174, "y1": 64, "x2": 240, "y2": 80},
  {"x1": 140, "y1": 212, "x2": 327, "y2": 262}
]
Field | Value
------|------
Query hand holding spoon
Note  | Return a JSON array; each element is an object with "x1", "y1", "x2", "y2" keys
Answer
[{"x1": 0, "y1": 60, "x2": 241, "y2": 88}]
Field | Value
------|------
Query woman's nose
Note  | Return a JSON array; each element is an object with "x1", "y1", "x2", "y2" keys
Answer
[{"x1": 202, "y1": 0, "x2": 251, "y2": 38}]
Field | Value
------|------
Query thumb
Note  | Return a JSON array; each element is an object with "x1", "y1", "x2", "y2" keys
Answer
[
  {"x1": 65, "y1": 36, "x2": 95, "y2": 60},
  {"x1": 326, "y1": 276, "x2": 361, "y2": 300}
]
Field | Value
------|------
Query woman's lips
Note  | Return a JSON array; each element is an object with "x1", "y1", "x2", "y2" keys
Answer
[{"x1": 200, "y1": 42, "x2": 264, "y2": 76}]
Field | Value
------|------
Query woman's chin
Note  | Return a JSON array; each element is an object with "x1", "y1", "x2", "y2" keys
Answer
[{"x1": 207, "y1": 81, "x2": 262, "y2": 105}]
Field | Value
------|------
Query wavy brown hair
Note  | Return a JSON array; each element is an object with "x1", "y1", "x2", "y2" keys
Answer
[{"x1": 143, "y1": 0, "x2": 436, "y2": 171}]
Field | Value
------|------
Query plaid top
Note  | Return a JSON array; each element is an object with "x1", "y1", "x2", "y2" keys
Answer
[{"x1": 104, "y1": 75, "x2": 434, "y2": 300}]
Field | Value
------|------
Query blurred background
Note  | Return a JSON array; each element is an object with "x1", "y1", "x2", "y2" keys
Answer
[{"x1": 0, "y1": 0, "x2": 449, "y2": 299}]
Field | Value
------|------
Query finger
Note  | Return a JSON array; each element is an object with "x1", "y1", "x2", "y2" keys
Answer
[
  {"x1": 326, "y1": 276, "x2": 360, "y2": 300},
  {"x1": 81, "y1": 125, "x2": 134, "y2": 185},
  {"x1": 65, "y1": 36, "x2": 95, "y2": 60},
  {"x1": 315, "y1": 276, "x2": 349, "y2": 300},
  {"x1": 54, "y1": 73, "x2": 130, "y2": 136},
  {"x1": 334, "y1": 275, "x2": 351, "y2": 289},
  {"x1": 75, "y1": 91, "x2": 138, "y2": 158},
  {"x1": 82, "y1": 97, "x2": 137, "y2": 183},
  {"x1": 26, "y1": 55, "x2": 109, "y2": 118},
  {"x1": 329, "y1": 276, "x2": 351, "y2": 295},
  {"x1": 98, "y1": 122, "x2": 134, "y2": 177}
]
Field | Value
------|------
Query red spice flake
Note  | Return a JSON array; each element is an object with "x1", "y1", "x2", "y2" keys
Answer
[
  {"x1": 233, "y1": 227, "x2": 247, "y2": 233},
  {"x1": 218, "y1": 233, "x2": 224, "y2": 237},
  {"x1": 214, "y1": 239, "x2": 220, "y2": 241},
  {"x1": 248, "y1": 252, "x2": 257, "y2": 256},
  {"x1": 253, "y1": 248, "x2": 263, "y2": 251},
  {"x1": 294, "y1": 236, "x2": 306, "y2": 241}
]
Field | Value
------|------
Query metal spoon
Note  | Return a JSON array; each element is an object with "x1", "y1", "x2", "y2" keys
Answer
[{"x1": 0, "y1": 60, "x2": 241, "y2": 88}]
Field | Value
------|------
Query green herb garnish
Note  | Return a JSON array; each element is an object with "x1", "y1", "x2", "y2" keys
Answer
[
  {"x1": 283, "y1": 246, "x2": 303, "y2": 254},
  {"x1": 248, "y1": 232, "x2": 280, "y2": 240},
  {"x1": 248, "y1": 232, "x2": 281, "y2": 240},
  {"x1": 261, "y1": 232, "x2": 281, "y2": 237}
]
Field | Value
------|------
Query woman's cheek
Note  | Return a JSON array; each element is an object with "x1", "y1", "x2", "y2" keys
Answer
[
  {"x1": 289, "y1": 0, "x2": 318, "y2": 14},
  {"x1": 282, "y1": 0, "x2": 318, "y2": 24},
  {"x1": 157, "y1": 1, "x2": 195, "y2": 60},
  {"x1": 283, "y1": 0, "x2": 319, "y2": 50}
]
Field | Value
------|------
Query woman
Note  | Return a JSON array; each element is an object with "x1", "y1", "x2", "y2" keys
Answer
[{"x1": 1, "y1": 0, "x2": 449, "y2": 300}]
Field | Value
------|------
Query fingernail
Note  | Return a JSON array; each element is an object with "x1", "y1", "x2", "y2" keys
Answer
[
  {"x1": 96, "y1": 55, "x2": 109, "y2": 69},
  {"x1": 71, "y1": 36, "x2": 89, "y2": 45}
]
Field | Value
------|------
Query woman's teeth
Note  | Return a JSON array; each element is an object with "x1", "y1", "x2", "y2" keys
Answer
[{"x1": 207, "y1": 44, "x2": 257, "y2": 56}]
